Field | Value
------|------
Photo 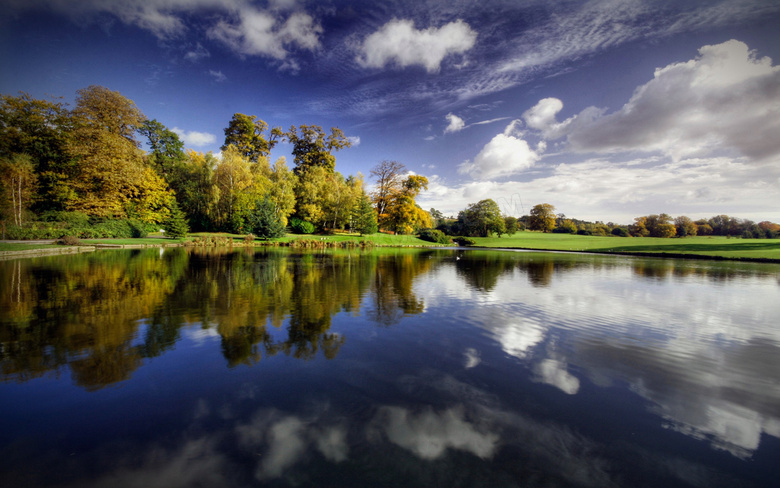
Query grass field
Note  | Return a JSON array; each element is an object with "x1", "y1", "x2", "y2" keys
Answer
[
  {"x1": 2, "y1": 231, "x2": 779, "y2": 261},
  {"x1": 469, "y1": 232, "x2": 780, "y2": 261}
]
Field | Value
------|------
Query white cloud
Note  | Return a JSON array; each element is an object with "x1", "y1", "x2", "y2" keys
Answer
[
  {"x1": 357, "y1": 19, "x2": 477, "y2": 73},
  {"x1": 444, "y1": 113, "x2": 465, "y2": 134},
  {"x1": 458, "y1": 121, "x2": 544, "y2": 180},
  {"x1": 208, "y1": 69, "x2": 227, "y2": 82},
  {"x1": 347, "y1": 136, "x2": 361, "y2": 146},
  {"x1": 532, "y1": 40, "x2": 780, "y2": 162},
  {"x1": 208, "y1": 7, "x2": 321, "y2": 61},
  {"x1": 173, "y1": 127, "x2": 217, "y2": 147},
  {"x1": 184, "y1": 42, "x2": 210, "y2": 62}
]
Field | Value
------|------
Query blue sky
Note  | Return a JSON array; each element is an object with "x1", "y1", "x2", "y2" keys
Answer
[{"x1": 2, "y1": 0, "x2": 779, "y2": 223}]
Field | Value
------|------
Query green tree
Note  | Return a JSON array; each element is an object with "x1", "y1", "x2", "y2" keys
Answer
[
  {"x1": 221, "y1": 113, "x2": 282, "y2": 163},
  {"x1": 249, "y1": 197, "x2": 285, "y2": 239},
  {"x1": 504, "y1": 216, "x2": 519, "y2": 235},
  {"x1": 528, "y1": 203, "x2": 556, "y2": 232},
  {"x1": 212, "y1": 145, "x2": 257, "y2": 233},
  {"x1": 169, "y1": 150, "x2": 217, "y2": 231},
  {"x1": 139, "y1": 119, "x2": 185, "y2": 178},
  {"x1": 163, "y1": 200, "x2": 189, "y2": 239},
  {"x1": 458, "y1": 199, "x2": 506, "y2": 237},
  {"x1": 352, "y1": 192, "x2": 378, "y2": 235},
  {"x1": 285, "y1": 125, "x2": 352, "y2": 174}
]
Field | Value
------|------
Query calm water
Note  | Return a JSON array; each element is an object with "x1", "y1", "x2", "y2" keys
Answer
[{"x1": 1, "y1": 247, "x2": 779, "y2": 487}]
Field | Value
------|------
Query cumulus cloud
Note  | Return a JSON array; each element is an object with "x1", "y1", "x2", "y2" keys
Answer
[
  {"x1": 208, "y1": 8, "x2": 321, "y2": 61},
  {"x1": 357, "y1": 19, "x2": 477, "y2": 73},
  {"x1": 529, "y1": 40, "x2": 780, "y2": 162},
  {"x1": 347, "y1": 135, "x2": 361, "y2": 146},
  {"x1": 444, "y1": 113, "x2": 465, "y2": 134},
  {"x1": 458, "y1": 121, "x2": 545, "y2": 180},
  {"x1": 173, "y1": 127, "x2": 216, "y2": 147}
]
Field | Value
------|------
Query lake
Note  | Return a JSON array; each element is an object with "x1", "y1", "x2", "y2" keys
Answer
[{"x1": 1, "y1": 247, "x2": 779, "y2": 487}]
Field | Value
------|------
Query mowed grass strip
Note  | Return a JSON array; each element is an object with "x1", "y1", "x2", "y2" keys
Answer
[{"x1": 470, "y1": 233, "x2": 780, "y2": 260}]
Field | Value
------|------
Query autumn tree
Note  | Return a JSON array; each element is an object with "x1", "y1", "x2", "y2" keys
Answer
[
  {"x1": 528, "y1": 203, "x2": 556, "y2": 232},
  {"x1": 381, "y1": 174, "x2": 431, "y2": 234},
  {"x1": 212, "y1": 145, "x2": 257, "y2": 232},
  {"x1": 222, "y1": 113, "x2": 282, "y2": 163},
  {"x1": 370, "y1": 160, "x2": 406, "y2": 219},
  {"x1": 66, "y1": 85, "x2": 155, "y2": 218},
  {"x1": 169, "y1": 150, "x2": 217, "y2": 231},
  {"x1": 674, "y1": 215, "x2": 698, "y2": 237},
  {"x1": 0, "y1": 154, "x2": 37, "y2": 225},
  {"x1": 285, "y1": 125, "x2": 351, "y2": 174},
  {"x1": 0, "y1": 92, "x2": 71, "y2": 211}
]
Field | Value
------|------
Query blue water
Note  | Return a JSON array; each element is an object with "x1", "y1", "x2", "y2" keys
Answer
[{"x1": 1, "y1": 248, "x2": 779, "y2": 487}]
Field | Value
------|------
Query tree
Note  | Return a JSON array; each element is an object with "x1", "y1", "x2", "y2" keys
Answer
[
  {"x1": 139, "y1": 119, "x2": 185, "y2": 177},
  {"x1": 248, "y1": 197, "x2": 286, "y2": 239},
  {"x1": 646, "y1": 214, "x2": 676, "y2": 238},
  {"x1": 212, "y1": 145, "x2": 255, "y2": 232},
  {"x1": 65, "y1": 85, "x2": 149, "y2": 217},
  {"x1": 674, "y1": 216, "x2": 698, "y2": 237},
  {"x1": 265, "y1": 157, "x2": 297, "y2": 227},
  {"x1": 0, "y1": 154, "x2": 37, "y2": 225},
  {"x1": 221, "y1": 113, "x2": 282, "y2": 163},
  {"x1": 457, "y1": 199, "x2": 506, "y2": 237},
  {"x1": 380, "y1": 174, "x2": 430, "y2": 234},
  {"x1": 285, "y1": 125, "x2": 351, "y2": 174},
  {"x1": 528, "y1": 203, "x2": 556, "y2": 232},
  {"x1": 352, "y1": 192, "x2": 378, "y2": 236},
  {"x1": 370, "y1": 160, "x2": 406, "y2": 219},
  {"x1": 169, "y1": 150, "x2": 217, "y2": 231},
  {"x1": 163, "y1": 200, "x2": 189, "y2": 239}
]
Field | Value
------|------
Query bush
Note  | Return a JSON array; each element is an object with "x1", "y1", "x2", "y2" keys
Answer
[
  {"x1": 56, "y1": 235, "x2": 82, "y2": 246},
  {"x1": 290, "y1": 218, "x2": 315, "y2": 234},
  {"x1": 611, "y1": 227, "x2": 630, "y2": 237},
  {"x1": 453, "y1": 236, "x2": 476, "y2": 246},
  {"x1": 244, "y1": 233, "x2": 255, "y2": 244},
  {"x1": 418, "y1": 228, "x2": 452, "y2": 244}
]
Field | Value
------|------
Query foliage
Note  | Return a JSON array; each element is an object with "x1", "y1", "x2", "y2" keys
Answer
[
  {"x1": 611, "y1": 227, "x2": 630, "y2": 237},
  {"x1": 528, "y1": 203, "x2": 556, "y2": 232},
  {"x1": 139, "y1": 118, "x2": 185, "y2": 177},
  {"x1": 248, "y1": 198, "x2": 286, "y2": 239},
  {"x1": 163, "y1": 201, "x2": 189, "y2": 239},
  {"x1": 553, "y1": 219, "x2": 577, "y2": 234},
  {"x1": 418, "y1": 228, "x2": 451, "y2": 244},
  {"x1": 352, "y1": 192, "x2": 378, "y2": 236},
  {"x1": 290, "y1": 217, "x2": 316, "y2": 234},
  {"x1": 56, "y1": 235, "x2": 82, "y2": 246},
  {"x1": 285, "y1": 124, "x2": 351, "y2": 174},
  {"x1": 674, "y1": 216, "x2": 698, "y2": 237},
  {"x1": 456, "y1": 199, "x2": 506, "y2": 237},
  {"x1": 453, "y1": 236, "x2": 476, "y2": 246},
  {"x1": 370, "y1": 161, "x2": 430, "y2": 234},
  {"x1": 504, "y1": 216, "x2": 519, "y2": 235},
  {"x1": 221, "y1": 113, "x2": 282, "y2": 163},
  {"x1": 0, "y1": 153, "x2": 37, "y2": 225}
]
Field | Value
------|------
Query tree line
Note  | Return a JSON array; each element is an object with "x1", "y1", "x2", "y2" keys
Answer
[
  {"x1": 426, "y1": 201, "x2": 779, "y2": 240},
  {"x1": 0, "y1": 86, "x2": 432, "y2": 239}
]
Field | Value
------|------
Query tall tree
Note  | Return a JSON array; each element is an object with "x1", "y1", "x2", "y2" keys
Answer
[
  {"x1": 212, "y1": 145, "x2": 256, "y2": 232},
  {"x1": 222, "y1": 113, "x2": 282, "y2": 163},
  {"x1": 0, "y1": 154, "x2": 37, "y2": 225},
  {"x1": 352, "y1": 192, "x2": 378, "y2": 236},
  {"x1": 370, "y1": 160, "x2": 406, "y2": 219},
  {"x1": 528, "y1": 203, "x2": 556, "y2": 232},
  {"x1": 66, "y1": 85, "x2": 149, "y2": 217},
  {"x1": 285, "y1": 125, "x2": 351, "y2": 174},
  {"x1": 382, "y1": 174, "x2": 431, "y2": 234},
  {"x1": 139, "y1": 119, "x2": 185, "y2": 177}
]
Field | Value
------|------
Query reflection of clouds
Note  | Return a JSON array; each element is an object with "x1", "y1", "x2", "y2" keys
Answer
[
  {"x1": 373, "y1": 405, "x2": 499, "y2": 460},
  {"x1": 463, "y1": 347, "x2": 481, "y2": 368},
  {"x1": 496, "y1": 318, "x2": 545, "y2": 359},
  {"x1": 182, "y1": 324, "x2": 220, "y2": 346},
  {"x1": 76, "y1": 437, "x2": 229, "y2": 488},
  {"x1": 235, "y1": 409, "x2": 349, "y2": 480},
  {"x1": 534, "y1": 358, "x2": 580, "y2": 394}
]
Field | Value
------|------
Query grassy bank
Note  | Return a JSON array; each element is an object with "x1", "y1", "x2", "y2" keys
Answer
[
  {"x1": 469, "y1": 233, "x2": 780, "y2": 261},
  {"x1": 2, "y1": 232, "x2": 778, "y2": 262}
]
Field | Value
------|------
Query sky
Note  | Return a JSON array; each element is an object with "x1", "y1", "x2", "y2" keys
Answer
[{"x1": 1, "y1": 0, "x2": 779, "y2": 224}]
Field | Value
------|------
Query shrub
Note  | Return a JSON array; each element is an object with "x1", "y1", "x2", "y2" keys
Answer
[
  {"x1": 418, "y1": 228, "x2": 452, "y2": 244},
  {"x1": 290, "y1": 218, "x2": 316, "y2": 234},
  {"x1": 453, "y1": 236, "x2": 476, "y2": 246},
  {"x1": 611, "y1": 227, "x2": 630, "y2": 237},
  {"x1": 56, "y1": 235, "x2": 82, "y2": 246},
  {"x1": 244, "y1": 233, "x2": 256, "y2": 244}
]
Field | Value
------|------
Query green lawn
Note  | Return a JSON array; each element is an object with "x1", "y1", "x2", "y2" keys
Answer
[
  {"x1": 470, "y1": 232, "x2": 780, "y2": 260},
  {"x1": 0, "y1": 243, "x2": 59, "y2": 252},
  {"x1": 4, "y1": 231, "x2": 779, "y2": 261}
]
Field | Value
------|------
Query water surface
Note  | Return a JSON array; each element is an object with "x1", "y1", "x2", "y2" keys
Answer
[{"x1": 1, "y1": 248, "x2": 779, "y2": 487}]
